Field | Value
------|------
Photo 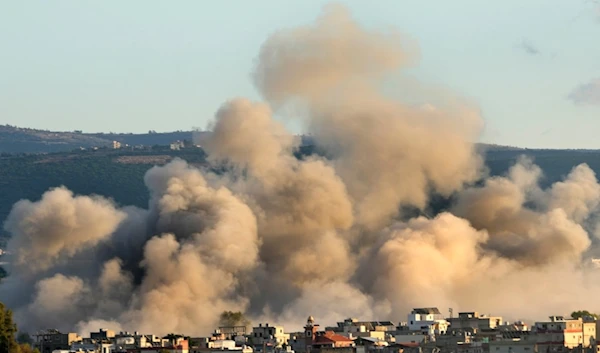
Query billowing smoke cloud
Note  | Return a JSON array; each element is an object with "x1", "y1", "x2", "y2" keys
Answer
[
  {"x1": 254, "y1": 3, "x2": 483, "y2": 228},
  {"x1": 3, "y1": 4, "x2": 600, "y2": 337},
  {"x1": 4, "y1": 187, "x2": 126, "y2": 274}
]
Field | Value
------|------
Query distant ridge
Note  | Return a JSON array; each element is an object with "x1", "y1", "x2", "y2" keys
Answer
[
  {"x1": 0, "y1": 125, "x2": 207, "y2": 153},
  {"x1": 476, "y1": 143, "x2": 524, "y2": 151},
  {"x1": 0, "y1": 124, "x2": 597, "y2": 154}
]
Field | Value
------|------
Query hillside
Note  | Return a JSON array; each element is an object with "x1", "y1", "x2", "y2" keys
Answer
[
  {"x1": 0, "y1": 125, "x2": 206, "y2": 153},
  {"x1": 0, "y1": 147, "x2": 208, "y2": 233},
  {"x1": 1, "y1": 143, "x2": 600, "y2": 236}
]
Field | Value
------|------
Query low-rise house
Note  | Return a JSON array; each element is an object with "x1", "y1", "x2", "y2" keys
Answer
[{"x1": 312, "y1": 332, "x2": 355, "y2": 349}]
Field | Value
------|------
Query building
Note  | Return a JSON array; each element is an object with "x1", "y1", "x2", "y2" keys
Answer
[
  {"x1": 456, "y1": 341, "x2": 487, "y2": 353},
  {"x1": 312, "y1": 331, "x2": 355, "y2": 349},
  {"x1": 127, "y1": 339, "x2": 189, "y2": 353},
  {"x1": 252, "y1": 323, "x2": 289, "y2": 348},
  {"x1": 218, "y1": 326, "x2": 248, "y2": 340},
  {"x1": 330, "y1": 319, "x2": 396, "y2": 334},
  {"x1": 288, "y1": 333, "x2": 308, "y2": 353},
  {"x1": 170, "y1": 140, "x2": 185, "y2": 150},
  {"x1": 532, "y1": 316, "x2": 593, "y2": 353},
  {"x1": 407, "y1": 308, "x2": 448, "y2": 340},
  {"x1": 208, "y1": 340, "x2": 237, "y2": 349},
  {"x1": 300, "y1": 316, "x2": 355, "y2": 353},
  {"x1": 448, "y1": 312, "x2": 503, "y2": 332},
  {"x1": 34, "y1": 330, "x2": 82, "y2": 353},
  {"x1": 191, "y1": 346, "x2": 254, "y2": 353},
  {"x1": 408, "y1": 308, "x2": 445, "y2": 330},
  {"x1": 91, "y1": 328, "x2": 117, "y2": 341},
  {"x1": 394, "y1": 332, "x2": 426, "y2": 345},
  {"x1": 71, "y1": 340, "x2": 98, "y2": 352},
  {"x1": 304, "y1": 316, "x2": 321, "y2": 352},
  {"x1": 113, "y1": 141, "x2": 122, "y2": 149},
  {"x1": 489, "y1": 339, "x2": 537, "y2": 353}
]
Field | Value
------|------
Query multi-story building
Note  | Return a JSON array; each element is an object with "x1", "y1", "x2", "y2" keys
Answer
[
  {"x1": 34, "y1": 330, "x2": 82, "y2": 353},
  {"x1": 408, "y1": 308, "x2": 446, "y2": 331},
  {"x1": 448, "y1": 312, "x2": 503, "y2": 333},
  {"x1": 532, "y1": 316, "x2": 593, "y2": 353},
  {"x1": 252, "y1": 323, "x2": 290, "y2": 348},
  {"x1": 406, "y1": 308, "x2": 449, "y2": 340}
]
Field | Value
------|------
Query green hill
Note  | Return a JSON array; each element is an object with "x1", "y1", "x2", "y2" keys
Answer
[
  {"x1": 1, "y1": 142, "x2": 600, "y2": 237},
  {"x1": 0, "y1": 125, "x2": 206, "y2": 153},
  {"x1": 0, "y1": 147, "x2": 208, "y2": 233}
]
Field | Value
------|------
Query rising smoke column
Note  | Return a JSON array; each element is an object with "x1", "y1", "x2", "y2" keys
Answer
[
  {"x1": 253, "y1": 3, "x2": 484, "y2": 229},
  {"x1": 203, "y1": 98, "x2": 356, "y2": 314},
  {"x1": 3, "y1": 3, "x2": 600, "y2": 336}
]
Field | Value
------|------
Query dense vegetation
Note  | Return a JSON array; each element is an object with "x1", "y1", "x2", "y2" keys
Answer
[
  {"x1": 0, "y1": 125, "x2": 203, "y2": 153},
  {"x1": 219, "y1": 311, "x2": 251, "y2": 328},
  {"x1": 571, "y1": 310, "x2": 598, "y2": 319},
  {"x1": 0, "y1": 301, "x2": 38, "y2": 353},
  {"x1": 0, "y1": 147, "x2": 208, "y2": 236}
]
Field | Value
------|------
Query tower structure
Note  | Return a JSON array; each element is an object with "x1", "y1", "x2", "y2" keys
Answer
[{"x1": 304, "y1": 316, "x2": 319, "y2": 352}]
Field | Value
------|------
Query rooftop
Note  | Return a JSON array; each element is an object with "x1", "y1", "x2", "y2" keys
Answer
[{"x1": 412, "y1": 308, "x2": 442, "y2": 315}]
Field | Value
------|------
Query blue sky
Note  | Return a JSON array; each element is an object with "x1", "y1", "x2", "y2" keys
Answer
[{"x1": 1, "y1": 1, "x2": 599, "y2": 148}]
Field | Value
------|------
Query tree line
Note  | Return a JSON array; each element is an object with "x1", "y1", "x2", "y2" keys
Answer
[{"x1": 0, "y1": 302, "x2": 38, "y2": 353}]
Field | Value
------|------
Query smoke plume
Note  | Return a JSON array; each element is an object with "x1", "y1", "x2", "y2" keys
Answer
[{"x1": 3, "y1": 4, "x2": 600, "y2": 337}]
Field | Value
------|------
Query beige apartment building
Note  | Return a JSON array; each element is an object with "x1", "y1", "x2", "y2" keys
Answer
[{"x1": 533, "y1": 316, "x2": 596, "y2": 353}]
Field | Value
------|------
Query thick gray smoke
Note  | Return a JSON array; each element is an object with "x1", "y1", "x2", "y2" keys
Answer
[{"x1": 3, "y1": 4, "x2": 600, "y2": 336}]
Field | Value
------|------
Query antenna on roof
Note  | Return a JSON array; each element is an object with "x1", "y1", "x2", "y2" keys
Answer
[{"x1": 449, "y1": 308, "x2": 453, "y2": 319}]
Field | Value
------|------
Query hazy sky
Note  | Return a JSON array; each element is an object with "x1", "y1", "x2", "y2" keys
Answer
[{"x1": 1, "y1": 1, "x2": 599, "y2": 148}]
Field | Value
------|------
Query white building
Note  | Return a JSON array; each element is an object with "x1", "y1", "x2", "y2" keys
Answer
[
  {"x1": 208, "y1": 340, "x2": 237, "y2": 349},
  {"x1": 407, "y1": 308, "x2": 448, "y2": 338},
  {"x1": 252, "y1": 323, "x2": 289, "y2": 348},
  {"x1": 170, "y1": 140, "x2": 185, "y2": 150}
]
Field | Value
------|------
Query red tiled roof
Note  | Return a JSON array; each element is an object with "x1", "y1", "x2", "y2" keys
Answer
[{"x1": 313, "y1": 331, "x2": 354, "y2": 345}]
